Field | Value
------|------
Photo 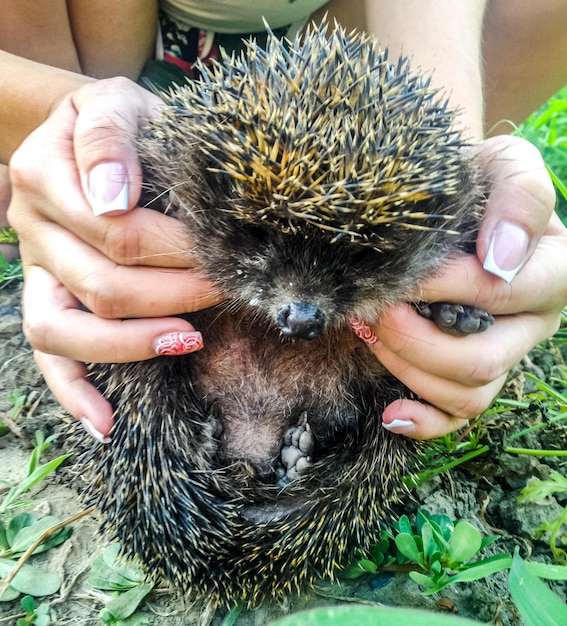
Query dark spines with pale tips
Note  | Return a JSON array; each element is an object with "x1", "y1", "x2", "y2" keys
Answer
[{"x1": 74, "y1": 21, "x2": 487, "y2": 613}]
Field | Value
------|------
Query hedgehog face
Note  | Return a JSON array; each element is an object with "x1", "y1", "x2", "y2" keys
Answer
[{"x1": 179, "y1": 203, "x2": 455, "y2": 339}]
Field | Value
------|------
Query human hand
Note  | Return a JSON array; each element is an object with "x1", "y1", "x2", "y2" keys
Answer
[
  {"x1": 8, "y1": 77, "x2": 222, "y2": 441},
  {"x1": 373, "y1": 135, "x2": 565, "y2": 439}
]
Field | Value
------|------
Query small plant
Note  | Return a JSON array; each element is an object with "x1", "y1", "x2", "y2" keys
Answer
[
  {"x1": 0, "y1": 228, "x2": 23, "y2": 289},
  {"x1": 392, "y1": 511, "x2": 500, "y2": 592},
  {"x1": 0, "y1": 431, "x2": 71, "y2": 516},
  {"x1": 517, "y1": 85, "x2": 567, "y2": 218},
  {"x1": 345, "y1": 510, "x2": 567, "y2": 595},
  {"x1": 15, "y1": 595, "x2": 51, "y2": 626},
  {"x1": 271, "y1": 549, "x2": 567, "y2": 626},
  {"x1": 1, "y1": 389, "x2": 33, "y2": 437},
  {"x1": 517, "y1": 470, "x2": 567, "y2": 564},
  {"x1": 0, "y1": 431, "x2": 72, "y2": 602},
  {"x1": 343, "y1": 510, "x2": 500, "y2": 593},
  {"x1": 88, "y1": 543, "x2": 153, "y2": 625}
]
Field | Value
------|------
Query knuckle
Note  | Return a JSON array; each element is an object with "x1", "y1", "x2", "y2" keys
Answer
[
  {"x1": 467, "y1": 347, "x2": 509, "y2": 387},
  {"x1": 450, "y1": 387, "x2": 497, "y2": 421},
  {"x1": 22, "y1": 315, "x2": 54, "y2": 354},
  {"x1": 74, "y1": 77, "x2": 140, "y2": 150},
  {"x1": 100, "y1": 221, "x2": 140, "y2": 265},
  {"x1": 81, "y1": 275, "x2": 124, "y2": 319}
]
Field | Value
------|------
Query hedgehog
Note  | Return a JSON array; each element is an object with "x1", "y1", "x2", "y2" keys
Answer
[{"x1": 77, "y1": 22, "x2": 493, "y2": 612}]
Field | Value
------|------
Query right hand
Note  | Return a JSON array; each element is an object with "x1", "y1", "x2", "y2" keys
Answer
[{"x1": 8, "y1": 77, "x2": 223, "y2": 440}]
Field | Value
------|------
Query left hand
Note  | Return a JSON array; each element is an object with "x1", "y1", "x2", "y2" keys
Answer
[{"x1": 374, "y1": 135, "x2": 566, "y2": 439}]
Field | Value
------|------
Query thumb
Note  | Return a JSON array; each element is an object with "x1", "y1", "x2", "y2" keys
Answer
[
  {"x1": 474, "y1": 135, "x2": 556, "y2": 282},
  {"x1": 71, "y1": 77, "x2": 163, "y2": 216}
]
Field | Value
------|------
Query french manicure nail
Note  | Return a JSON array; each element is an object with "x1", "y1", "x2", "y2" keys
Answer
[
  {"x1": 483, "y1": 221, "x2": 529, "y2": 283},
  {"x1": 87, "y1": 162, "x2": 129, "y2": 216},
  {"x1": 80, "y1": 417, "x2": 112, "y2": 444},
  {"x1": 154, "y1": 331, "x2": 204, "y2": 356},
  {"x1": 382, "y1": 418, "x2": 416, "y2": 433}
]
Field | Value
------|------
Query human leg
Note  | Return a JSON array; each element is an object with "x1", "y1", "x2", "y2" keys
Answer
[{"x1": 483, "y1": 0, "x2": 567, "y2": 133}]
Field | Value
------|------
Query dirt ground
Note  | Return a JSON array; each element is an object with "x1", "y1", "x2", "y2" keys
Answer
[{"x1": 1, "y1": 281, "x2": 566, "y2": 626}]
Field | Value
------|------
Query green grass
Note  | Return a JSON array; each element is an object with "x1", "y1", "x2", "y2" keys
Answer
[{"x1": 518, "y1": 85, "x2": 567, "y2": 221}]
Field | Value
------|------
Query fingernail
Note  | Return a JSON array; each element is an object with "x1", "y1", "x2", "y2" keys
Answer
[
  {"x1": 382, "y1": 418, "x2": 416, "y2": 434},
  {"x1": 349, "y1": 317, "x2": 380, "y2": 346},
  {"x1": 483, "y1": 221, "x2": 529, "y2": 283},
  {"x1": 154, "y1": 331, "x2": 204, "y2": 356},
  {"x1": 80, "y1": 417, "x2": 112, "y2": 444},
  {"x1": 87, "y1": 162, "x2": 129, "y2": 216}
]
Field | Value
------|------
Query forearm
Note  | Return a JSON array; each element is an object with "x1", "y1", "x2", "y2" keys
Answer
[
  {"x1": 363, "y1": 0, "x2": 487, "y2": 139},
  {"x1": 314, "y1": 0, "x2": 487, "y2": 140},
  {"x1": 0, "y1": 0, "x2": 158, "y2": 164},
  {"x1": 0, "y1": 50, "x2": 93, "y2": 163}
]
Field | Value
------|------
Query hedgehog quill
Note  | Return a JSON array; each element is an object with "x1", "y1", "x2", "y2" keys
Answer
[{"x1": 77, "y1": 23, "x2": 493, "y2": 611}]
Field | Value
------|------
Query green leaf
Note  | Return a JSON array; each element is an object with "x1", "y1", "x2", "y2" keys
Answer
[
  {"x1": 0, "y1": 558, "x2": 61, "y2": 596},
  {"x1": 339, "y1": 563, "x2": 368, "y2": 579},
  {"x1": 509, "y1": 552, "x2": 567, "y2": 626},
  {"x1": 525, "y1": 560, "x2": 567, "y2": 580},
  {"x1": 103, "y1": 544, "x2": 145, "y2": 582},
  {"x1": 16, "y1": 455, "x2": 71, "y2": 495},
  {"x1": 115, "y1": 615, "x2": 150, "y2": 626},
  {"x1": 421, "y1": 522, "x2": 445, "y2": 563},
  {"x1": 100, "y1": 583, "x2": 153, "y2": 621},
  {"x1": 270, "y1": 607, "x2": 487, "y2": 626},
  {"x1": 428, "y1": 514, "x2": 454, "y2": 542},
  {"x1": 479, "y1": 534, "x2": 500, "y2": 551},
  {"x1": 370, "y1": 537, "x2": 390, "y2": 560},
  {"x1": 0, "y1": 585, "x2": 20, "y2": 602},
  {"x1": 447, "y1": 521, "x2": 483, "y2": 566},
  {"x1": 425, "y1": 554, "x2": 513, "y2": 593},
  {"x1": 0, "y1": 521, "x2": 8, "y2": 550},
  {"x1": 20, "y1": 594, "x2": 36, "y2": 614},
  {"x1": 357, "y1": 558, "x2": 378, "y2": 574},
  {"x1": 7, "y1": 513, "x2": 35, "y2": 546},
  {"x1": 10, "y1": 516, "x2": 66, "y2": 555},
  {"x1": 409, "y1": 571, "x2": 437, "y2": 588},
  {"x1": 88, "y1": 558, "x2": 140, "y2": 591},
  {"x1": 518, "y1": 472, "x2": 567, "y2": 503},
  {"x1": 34, "y1": 616, "x2": 51, "y2": 626},
  {"x1": 395, "y1": 515, "x2": 414, "y2": 535},
  {"x1": 394, "y1": 533, "x2": 421, "y2": 562}
]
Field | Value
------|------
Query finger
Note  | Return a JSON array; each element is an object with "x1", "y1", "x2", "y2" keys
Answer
[
  {"x1": 474, "y1": 135, "x2": 556, "y2": 280},
  {"x1": 23, "y1": 225, "x2": 222, "y2": 319},
  {"x1": 371, "y1": 337, "x2": 508, "y2": 420},
  {"x1": 35, "y1": 351, "x2": 115, "y2": 438},
  {"x1": 71, "y1": 77, "x2": 162, "y2": 213},
  {"x1": 419, "y1": 221, "x2": 567, "y2": 315},
  {"x1": 22, "y1": 266, "x2": 206, "y2": 362},
  {"x1": 10, "y1": 98, "x2": 192, "y2": 269},
  {"x1": 382, "y1": 398, "x2": 469, "y2": 440},
  {"x1": 373, "y1": 303, "x2": 559, "y2": 386}
]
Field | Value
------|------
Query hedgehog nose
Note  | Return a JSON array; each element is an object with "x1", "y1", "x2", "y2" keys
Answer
[{"x1": 277, "y1": 302, "x2": 326, "y2": 340}]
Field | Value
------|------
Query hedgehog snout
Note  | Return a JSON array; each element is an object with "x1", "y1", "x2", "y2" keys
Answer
[{"x1": 277, "y1": 302, "x2": 326, "y2": 340}]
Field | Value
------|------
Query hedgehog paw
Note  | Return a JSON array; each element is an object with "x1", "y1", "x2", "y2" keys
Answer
[
  {"x1": 276, "y1": 419, "x2": 315, "y2": 486},
  {"x1": 417, "y1": 302, "x2": 494, "y2": 336}
]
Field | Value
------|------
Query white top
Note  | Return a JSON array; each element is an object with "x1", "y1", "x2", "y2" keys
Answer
[{"x1": 160, "y1": 0, "x2": 330, "y2": 33}]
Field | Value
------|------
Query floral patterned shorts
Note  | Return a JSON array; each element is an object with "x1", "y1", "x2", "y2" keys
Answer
[{"x1": 139, "y1": 10, "x2": 289, "y2": 91}]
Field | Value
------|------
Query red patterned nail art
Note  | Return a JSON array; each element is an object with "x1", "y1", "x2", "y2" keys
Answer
[
  {"x1": 154, "y1": 331, "x2": 203, "y2": 356},
  {"x1": 349, "y1": 317, "x2": 378, "y2": 346}
]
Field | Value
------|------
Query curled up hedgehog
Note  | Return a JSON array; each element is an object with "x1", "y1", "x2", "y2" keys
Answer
[{"x1": 78, "y1": 22, "x2": 494, "y2": 611}]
